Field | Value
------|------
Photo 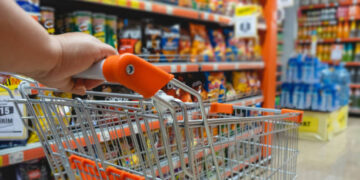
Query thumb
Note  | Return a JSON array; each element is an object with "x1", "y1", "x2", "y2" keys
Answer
[{"x1": 98, "y1": 43, "x2": 118, "y2": 60}]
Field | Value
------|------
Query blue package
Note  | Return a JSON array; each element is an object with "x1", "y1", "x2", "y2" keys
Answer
[
  {"x1": 161, "y1": 24, "x2": 180, "y2": 62},
  {"x1": 311, "y1": 84, "x2": 321, "y2": 111}
]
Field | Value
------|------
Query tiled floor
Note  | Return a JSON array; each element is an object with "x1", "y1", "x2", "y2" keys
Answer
[{"x1": 297, "y1": 117, "x2": 360, "y2": 180}]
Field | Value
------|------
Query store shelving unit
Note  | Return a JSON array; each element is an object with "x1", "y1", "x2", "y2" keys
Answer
[
  {"x1": 0, "y1": 1, "x2": 279, "y2": 178},
  {"x1": 297, "y1": 38, "x2": 360, "y2": 44},
  {"x1": 300, "y1": 1, "x2": 360, "y2": 11},
  {"x1": 155, "y1": 61, "x2": 264, "y2": 73}
]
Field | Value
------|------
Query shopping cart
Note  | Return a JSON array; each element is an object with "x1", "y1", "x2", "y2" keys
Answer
[{"x1": 1, "y1": 54, "x2": 303, "y2": 180}]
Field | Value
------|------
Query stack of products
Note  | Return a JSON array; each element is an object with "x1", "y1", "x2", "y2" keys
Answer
[
  {"x1": 96, "y1": 71, "x2": 262, "y2": 103},
  {"x1": 281, "y1": 54, "x2": 350, "y2": 112},
  {"x1": 300, "y1": 0, "x2": 357, "y2": 6},
  {"x1": 48, "y1": 10, "x2": 262, "y2": 62}
]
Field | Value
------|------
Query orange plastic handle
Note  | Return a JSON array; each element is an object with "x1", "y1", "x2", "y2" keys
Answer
[
  {"x1": 106, "y1": 166, "x2": 145, "y2": 180},
  {"x1": 209, "y1": 103, "x2": 234, "y2": 114},
  {"x1": 103, "y1": 54, "x2": 174, "y2": 98}
]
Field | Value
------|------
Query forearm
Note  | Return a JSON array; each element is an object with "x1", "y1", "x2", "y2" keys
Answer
[{"x1": 0, "y1": 0, "x2": 59, "y2": 76}]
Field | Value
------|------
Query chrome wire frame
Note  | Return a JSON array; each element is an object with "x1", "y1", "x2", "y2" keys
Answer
[{"x1": 0, "y1": 79, "x2": 300, "y2": 180}]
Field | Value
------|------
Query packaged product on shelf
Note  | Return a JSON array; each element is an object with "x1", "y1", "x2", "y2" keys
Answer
[
  {"x1": 118, "y1": 19, "x2": 142, "y2": 54},
  {"x1": 15, "y1": 158, "x2": 52, "y2": 180},
  {"x1": 179, "y1": 28, "x2": 192, "y2": 60},
  {"x1": 55, "y1": 14, "x2": 65, "y2": 34},
  {"x1": 142, "y1": 20, "x2": 162, "y2": 61},
  {"x1": 106, "y1": 15, "x2": 118, "y2": 49},
  {"x1": 208, "y1": 29, "x2": 226, "y2": 62},
  {"x1": 161, "y1": 24, "x2": 180, "y2": 62},
  {"x1": 189, "y1": 23, "x2": 214, "y2": 62},
  {"x1": 73, "y1": 11, "x2": 92, "y2": 34},
  {"x1": 247, "y1": 71, "x2": 261, "y2": 94},
  {"x1": 204, "y1": 72, "x2": 226, "y2": 102},
  {"x1": 190, "y1": 76, "x2": 208, "y2": 102},
  {"x1": 232, "y1": 71, "x2": 250, "y2": 96},
  {"x1": 92, "y1": 13, "x2": 106, "y2": 43},
  {"x1": 177, "y1": 75, "x2": 193, "y2": 102},
  {"x1": 209, "y1": 0, "x2": 225, "y2": 14},
  {"x1": 16, "y1": 0, "x2": 40, "y2": 21},
  {"x1": 178, "y1": 0, "x2": 192, "y2": 7},
  {"x1": 225, "y1": 82, "x2": 237, "y2": 100},
  {"x1": 40, "y1": 6, "x2": 55, "y2": 34},
  {"x1": 223, "y1": 29, "x2": 238, "y2": 61},
  {"x1": 64, "y1": 13, "x2": 74, "y2": 33}
]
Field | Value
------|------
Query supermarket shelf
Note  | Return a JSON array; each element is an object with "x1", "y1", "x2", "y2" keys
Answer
[
  {"x1": 199, "y1": 61, "x2": 264, "y2": 72},
  {"x1": 297, "y1": 38, "x2": 360, "y2": 44},
  {"x1": 278, "y1": 41, "x2": 284, "y2": 45},
  {"x1": 276, "y1": 81, "x2": 282, "y2": 86},
  {"x1": 154, "y1": 61, "x2": 264, "y2": 73},
  {"x1": 349, "y1": 108, "x2": 360, "y2": 114},
  {"x1": 276, "y1": 72, "x2": 282, "y2": 76},
  {"x1": 276, "y1": 91, "x2": 281, "y2": 96},
  {"x1": 346, "y1": 62, "x2": 360, "y2": 66},
  {"x1": 79, "y1": 0, "x2": 234, "y2": 26},
  {"x1": 227, "y1": 95, "x2": 264, "y2": 106},
  {"x1": 155, "y1": 63, "x2": 199, "y2": 73},
  {"x1": 300, "y1": 1, "x2": 360, "y2": 11},
  {"x1": 350, "y1": 84, "x2": 360, "y2": 88}
]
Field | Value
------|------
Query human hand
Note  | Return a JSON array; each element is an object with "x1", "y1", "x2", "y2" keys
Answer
[{"x1": 28, "y1": 32, "x2": 117, "y2": 95}]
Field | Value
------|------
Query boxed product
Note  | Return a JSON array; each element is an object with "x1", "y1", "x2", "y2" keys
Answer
[{"x1": 118, "y1": 19, "x2": 142, "y2": 54}]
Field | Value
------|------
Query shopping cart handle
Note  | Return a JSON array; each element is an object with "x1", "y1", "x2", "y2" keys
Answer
[{"x1": 74, "y1": 54, "x2": 174, "y2": 98}]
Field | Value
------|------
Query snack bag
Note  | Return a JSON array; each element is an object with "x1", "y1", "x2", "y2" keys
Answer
[
  {"x1": 225, "y1": 82, "x2": 237, "y2": 100},
  {"x1": 178, "y1": 0, "x2": 192, "y2": 7},
  {"x1": 191, "y1": 80, "x2": 208, "y2": 102},
  {"x1": 224, "y1": 29, "x2": 238, "y2": 61},
  {"x1": 232, "y1": 71, "x2": 250, "y2": 95},
  {"x1": 143, "y1": 20, "x2": 162, "y2": 61},
  {"x1": 179, "y1": 28, "x2": 192, "y2": 60},
  {"x1": 118, "y1": 19, "x2": 142, "y2": 54},
  {"x1": 247, "y1": 71, "x2": 261, "y2": 94},
  {"x1": 190, "y1": 23, "x2": 214, "y2": 62},
  {"x1": 208, "y1": 29, "x2": 226, "y2": 61},
  {"x1": 161, "y1": 24, "x2": 180, "y2": 62},
  {"x1": 204, "y1": 72, "x2": 226, "y2": 102},
  {"x1": 209, "y1": 0, "x2": 224, "y2": 14}
]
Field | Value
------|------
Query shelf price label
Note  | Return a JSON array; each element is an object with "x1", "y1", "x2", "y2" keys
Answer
[{"x1": 234, "y1": 15, "x2": 257, "y2": 38}]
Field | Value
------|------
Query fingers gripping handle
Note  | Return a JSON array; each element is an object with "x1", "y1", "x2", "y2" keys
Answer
[{"x1": 76, "y1": 53, "x2": 174, "y2": 98}]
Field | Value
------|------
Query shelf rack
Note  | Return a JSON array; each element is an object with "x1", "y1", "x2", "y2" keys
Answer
[{"x1": 0, "y1": 2, "x2": 279, "y2": 179}]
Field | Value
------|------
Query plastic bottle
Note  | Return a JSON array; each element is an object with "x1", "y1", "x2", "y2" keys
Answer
[
  {"x1": 342, "y1": 44, "x2": 349, "y2": 62},
  {"x1": 311, "y1": 84, "x2": 321, "y2": 110},
  {"x1": 337, "y1": 22, "x2": 343, "y2": 39},
  {"x1": 350, "y1": 21, "x2": 357, "y2": 38},
  {"x1": 343, "y1": 21, "x2": 350, "y2": 39},
  {"x1": 355, "y1": 43, "x2": 360, "y2": 61},
  {"x1": 348, "y1": 43, "x2": 354, "y2": 62}
]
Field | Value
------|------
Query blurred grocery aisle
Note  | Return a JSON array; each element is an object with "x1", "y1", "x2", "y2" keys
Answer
[{"x1": 297, "y1": 118, "x2": 360, "y2": 180}]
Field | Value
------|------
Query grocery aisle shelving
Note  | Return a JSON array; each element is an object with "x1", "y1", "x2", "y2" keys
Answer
[
  {"x1": 78, "y1": 0, "x2": 268, "y2": 29},
  {"x1": 300, "y1": 1, "x2": 360, "y2": 11}
]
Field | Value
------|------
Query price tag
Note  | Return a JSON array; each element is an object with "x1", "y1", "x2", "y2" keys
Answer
[
  {"x1": 278, "y1": 0, "x2": 294, "y2": 8},
  {"x1": 299, "y1": 116, "x2": 319, "y2": 133},
  {"x1": 0, "y1": 94, "x2": 27, "y2": 140},
  {"x1": 234, "y1": 15, "x2": 257, "y2": 38},
  {"x1": 9, "y1": 151, "x2": 24, "y2": 165}
]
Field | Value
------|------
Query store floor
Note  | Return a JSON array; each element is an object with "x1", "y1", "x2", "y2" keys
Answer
[{"x1": 297, "y1": 117, "x2": 360, "y2": 180}]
